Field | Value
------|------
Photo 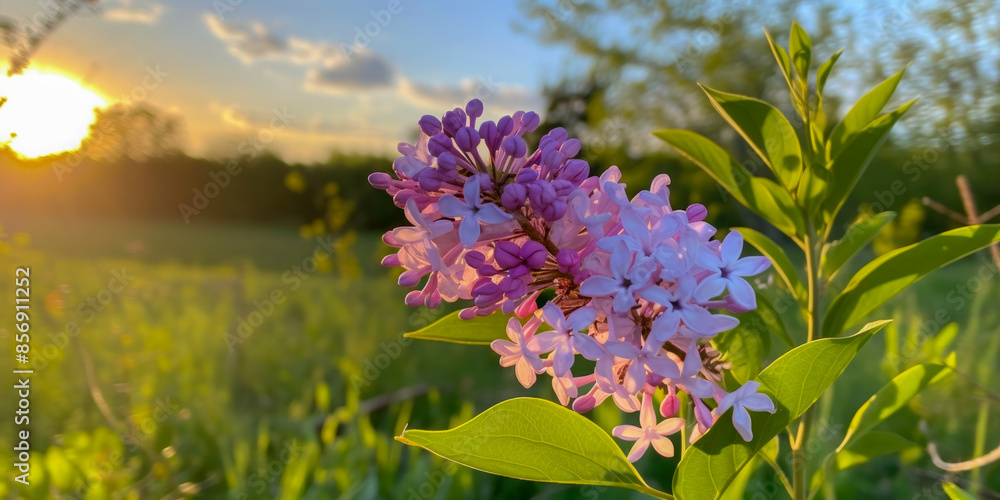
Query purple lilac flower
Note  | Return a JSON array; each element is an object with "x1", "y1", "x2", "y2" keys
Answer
[{"x1": 372, "y1": 98, "x2": 776, "y2": 462}]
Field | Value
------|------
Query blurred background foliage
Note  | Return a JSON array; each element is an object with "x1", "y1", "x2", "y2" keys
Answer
[{"x1": 1, "y1": 0, "x2": 999, "y2": 498}]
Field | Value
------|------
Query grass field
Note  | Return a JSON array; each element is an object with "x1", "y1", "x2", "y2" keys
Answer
[{"x1": 1, "y1": 214, "x2": 997, "y2": 499}]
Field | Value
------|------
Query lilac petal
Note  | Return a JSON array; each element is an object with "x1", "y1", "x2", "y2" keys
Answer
[
  {"x1": 694, "y1": 277, "x2": 727, "y2": 302},
  {"x1": 650, "y1": 313, "x2": 680, "y2": 343},
  {"x1": 681, "y1": 341, "x2": 703, "y2": 377},
  {"x1": 650, "y1": 435, "x2": 676, "y2": 458},
  {"x1": 645, "y1": 357, "x2": 679, "y2": 379},
  {"x1": 609, "y1": 241, "x2": 633, "y2": 279},
  {"x1": 727, "y1": 278, "x2": 757, "y2": 310},
  {"x1": 514, "y1": 358, "x2": 537, "y2": 388},
  {"x1": 540, "y1": 302, "x2": 566, "y2": 330},
  {"x1": 574, "y1": 333, "x2": 606, "y2": 361},
  {"x1": 712, "y1": 314, "x2": 740, "y2": 332},
  {"x1": 527, "y1": 331, "x2": 560, "y2": 353},
  {"x1": 457, "y1": 216, "x2": 481, "y2": 247},
  {"x1": 491, "y1": 339, "x2": 518, "y2": 360},
  {"x1": 427, "y1": 220, "x2": 453, "y2": 238},
  {"x1": 613, "y1": 425, "x2": 644, "y2": 441},
  {"x1": 742, "y1": 393, "x2": 776, "y2": 413},
  {"x1": 551, "y1": 374, "x2": 575, "y2": 406},
  {"x1": 567, "y1": 306, "x2": 598, "y2": 330},
  {"x1": 732, "y1": 405, "x2": 754, "y2": 442},
  {"x1": 626, "y1": 438, "x2": 651, "y2": 463},
  {"x1": 637, "y1": 286, "x2": 673, "y2": 307},
  {"x1": 580, "y1": 276, "x2": 620, "y2": 297},
  {"x1": 438, "y1": 194, "x2": 471, "y2": 218},
  {"x1": 463, "y1": 175, "x2": 482, "y2": 206},
  {"x1": 551, "y1": 342, "x2": 575, "y2": 376},
  {"x1": 605, "y1": 340, "x2": 639, "y2": 359},
  {"x1": 681, "y1": 306, "x2": 721, "y2": 335},
  {"x1": 683, "y1": 378, "x2": 717, "y2": 400},
  {"x1": 477, "y1": 203, "x2": 514, "y2": 224},
  {"x1": 620, "y1": 207, "x2": 650, "y2": 245},
  {"x1": 612, "y1": 291, "x2": 638, "y2": 314},
  {"x1": 732, "y1": 255, "x2": 771, "y2": 276},
  {"x1": 695, "y1": 247, "x2": 723, "y2": 270},
  {"x1": 655, "y1": 417, "x2": 685, "y2": 436},
  {"x1": 623, "y1": 361, "x2": 645, "y2": 393},
  {"x1": 721, "y1": 230, "x2": 744, "y2": 264}
]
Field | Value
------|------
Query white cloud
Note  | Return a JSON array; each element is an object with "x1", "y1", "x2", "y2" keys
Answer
[
  {"x1": 202, "y1": 15, "x2": 542, "y2": 117},
  {"x1": 104, "y1": 1, "x2": 165, "y2": 25}
]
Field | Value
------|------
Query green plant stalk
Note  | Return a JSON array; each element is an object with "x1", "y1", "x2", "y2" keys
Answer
[
  {"x1": 970, "y1": 401, "x2": 988, "y2": 497},
  {"x1": 679, "y1": 390, "x2": 690, "y2": 458},
  {"x1": 793, "y1": 222, "x2": 823, "y2": 500}
]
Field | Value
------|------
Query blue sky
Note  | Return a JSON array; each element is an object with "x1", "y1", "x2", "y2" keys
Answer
[{"x1": 2, "y1": 0, "x2": 577, "y2": 162}]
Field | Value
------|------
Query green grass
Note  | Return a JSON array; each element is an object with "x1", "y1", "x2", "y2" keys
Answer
[{"x1": 0, "y1": 216, "x2": 996, "y2": 499}]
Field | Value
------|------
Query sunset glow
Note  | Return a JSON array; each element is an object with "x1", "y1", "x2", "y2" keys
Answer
[{"x1": 0, "y1": 69, "x2": 106, "y2": 158}]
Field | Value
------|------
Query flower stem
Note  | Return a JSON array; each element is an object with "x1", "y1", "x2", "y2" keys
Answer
[{"x1": 793, "y1": 222, "x2": 823, "y2": 500}]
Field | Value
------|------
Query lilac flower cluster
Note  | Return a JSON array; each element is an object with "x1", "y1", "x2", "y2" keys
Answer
[{"x1": 371, "y1": 99, "x2": 775, "y2": 462}]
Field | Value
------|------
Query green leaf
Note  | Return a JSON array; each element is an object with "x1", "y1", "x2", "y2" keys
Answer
[
  {"x1": 824, "y1": 224, "x2": 1000, "y2": 336},
  {"x1": 755, "y1": 292, "x2": 796, "y2": 349},
  {"x1": 922, "y1": 323, "x2": 958, "y2": 362},
  {"x1": 396, "y1": 397, "x2": 672, "y2": 499},
  {"x1": 654, "y1": 130, "x2": 804, "y2": 242},
  {"x1": 764, "y1": 28, "x2": 796, "y2": 101},
  {"x1": 797, "y1": 160, "x2": 832, "y2": 218},
  {"x1": 789, "y1": 22, "x2": 811, "y2": 85},
  {"x1": 811, "y1": 431, "x2": 915, "y2": 492},
  {"x1": 837, "y1": 363, "x2": 950, "y2": 451},
  {"x1": 713, "y1": 310, "x2": 771, "y2": 384},
  {"x1": 734, "y1": 227, "x2": 806, "y2": 301},
  {"x1": 827, "y1": 69, "x2": 906, "y2": 158},
  {"x1": 816, "y1": 48, "x2": 844, "y2": 98},
  {"x1": 820, "y1": 99, "x2": 916, "y2": 227},
  {"x1": 821, "y1": 212, "x2": 897, "y2": 279},
  {"x1": 672, "y1": 320, "x2": 890, "y2": 500},
  {"x1": 836, "y1": 431, "x2": 914, "y2": 470},
  {"x1": 404, "y1": 310, "x2": 510, "y2": 345},
  {"x1": 699, "y1": 85, "x2": 803, "y2": 190},
  {"x1": 943, "y1": 482, "x2": 975, "y2": 500}
]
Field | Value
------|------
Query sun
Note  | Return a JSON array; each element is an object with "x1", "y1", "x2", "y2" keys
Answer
[{"x1": 0, "y1": 69, "x2": 107, "y2": 158}]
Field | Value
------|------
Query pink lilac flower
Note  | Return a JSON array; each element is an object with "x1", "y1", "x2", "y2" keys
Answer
[
  {"x1": 491, "y1": 316, "x2": 545, "y2": 388},
  {"x1": 613, "y1": 393, "x2": 685, "y2": 462},
  {"x1": 373, "y1": 98, "x2": 776, "y2": 461}
]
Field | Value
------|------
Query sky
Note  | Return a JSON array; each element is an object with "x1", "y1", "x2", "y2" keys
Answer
[{"x1": 1, "y1": 0, "x2": 578, "y2": 163}]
